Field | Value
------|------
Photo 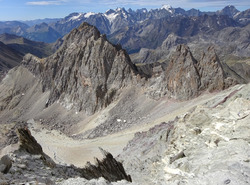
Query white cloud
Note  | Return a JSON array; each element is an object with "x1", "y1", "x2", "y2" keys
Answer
[{"x1": 26, "y1": 0, "x2": 67, "y2": 6}]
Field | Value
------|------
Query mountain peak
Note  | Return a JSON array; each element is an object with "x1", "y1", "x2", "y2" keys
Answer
[
  {"x1": 218, "y1": 5, "x2": 239, "y2": 17},
  {"x1": 161, "y1": 4, "x2": 172, "y2": 9},
  {"x1": 22, "y1": 22, "x2": 137, "y2": 114},
  {"x1": 161, "y1": 4, "x2": 173, "y2": 12},
  {"x1": 105, "y1": 9, "x2": 115, "y2": 15},
  {"x1": 116, "y1": 7, "x2": 126, "y2": 12}
]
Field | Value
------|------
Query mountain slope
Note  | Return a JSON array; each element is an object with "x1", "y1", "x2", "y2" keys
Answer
[
  {"x1": 23, "y1": 23, "x2": 61, "y2": 43},
  {"x1": 0, "y1": 22, "x2": 239, "y2": 132},
  {"x1": 109, "y1": 14, "x2": 240, "y2": 53},
  {"x1": 0, "y1": 33, "x2": 54, "y2": 58},
  {"x1": 132, "y1": 23, "x2": 250, "y2": 83},
  {"x1": 0, "y1": 21, "x2": 29, "y2": 36},
  {"x1": 0, "y1": 41, "x2": 22, "y2": 80},
  {"x1": 118, "y1": 83, "x2": 250, "y2": 185}
]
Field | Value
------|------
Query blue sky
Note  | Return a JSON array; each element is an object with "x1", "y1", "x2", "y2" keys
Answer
[{"x1": 0, "y1": 0, "x2": 249, "y2": 21}]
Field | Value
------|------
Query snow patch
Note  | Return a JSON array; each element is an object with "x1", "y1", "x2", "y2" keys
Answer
[
  {"x1": 69, "y1": 13, "x2": 83, "y2": 21},
  {"x1": 84, "y1": 12, "x2": 96, "y2": 18},
  {"x1": 104, "y1": 13, "x2": 118, "y2": 23},
  {"x1": 233, "y1": 12, "x2": 241, "y2": 18},
  {"x1": 122, "y1": 12, "x2": 128, "y2": 19}
]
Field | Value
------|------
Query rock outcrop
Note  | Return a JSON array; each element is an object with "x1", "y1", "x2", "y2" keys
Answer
[
  {"x1": 164, "y1": 44, "x2": 201, "y2": 99},
  {"x1": 81, "y1": 148, "x2": 132, "y2": 182},
  {"x1": 198, "y1": 46, "x2": 225, "y2": 91},
  {"x1": 23, "y1": 22, "x2": 138, "y2": 115},
  {"x1": 146, "y1": 44, "x2": 236, "y2": 100},
  {"x1": 17, "y1": 127, "x2": 43, "y2": 155}
]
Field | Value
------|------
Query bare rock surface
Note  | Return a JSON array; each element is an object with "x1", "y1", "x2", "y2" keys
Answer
[{"x1": 118, "y1": 83, "x2": 250, "y2": 184}]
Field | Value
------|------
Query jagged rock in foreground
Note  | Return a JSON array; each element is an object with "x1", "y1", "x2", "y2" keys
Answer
[
  {"x1": 18, "y1": 127, "x2": 43, "y2": 155},
  {"x1": 0, "y1": 127, "x2": 132, "y2": 184},
  {"x1": 81, "y1": 148, "x2": 132, "y2": 182},
  {"x1": 118, "y1": 83, "x2": 250, "y2": 184},
  {"x1": 22, "y1": 22, "x2": 138, "y2": 115}
]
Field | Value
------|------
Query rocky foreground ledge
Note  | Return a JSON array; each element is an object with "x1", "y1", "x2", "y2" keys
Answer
[{"x1": 0, "y1": 127, "x2": 132, "y2": 185}]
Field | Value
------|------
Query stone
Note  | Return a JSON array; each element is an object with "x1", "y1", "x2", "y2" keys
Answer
[{"x1": 0, "y1": 155, "x2": 12, "y2": 174}]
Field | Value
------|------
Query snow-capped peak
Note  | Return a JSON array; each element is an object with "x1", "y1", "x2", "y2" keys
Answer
[
  {"x1": 116, "y1": 7, "x2": 123, "y2": 11},
  {"x1": 106, "y1": 9, "x2": 115, "y2": 14},
  {"x1": 161, "y1": 4, "x2": 172, "y2": 10},
  {"x1": 161, "y1": 4, "x2": 173, "y2": 13}
]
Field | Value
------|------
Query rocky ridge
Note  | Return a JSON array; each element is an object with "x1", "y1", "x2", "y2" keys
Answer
[{"x1": 0, "y1": 5, "x2": 249, "y2": 185}]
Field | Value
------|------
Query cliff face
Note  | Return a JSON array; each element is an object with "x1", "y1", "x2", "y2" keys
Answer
[
  {"x1": 165, "y1": 45, "x2": 201, "y2": 99},
  {"x1": 198, "y1": 46, "x2": 225, "y2": 91},
  {"x1": 23, "y1": 22, "x2": 138, "y2": 114}
]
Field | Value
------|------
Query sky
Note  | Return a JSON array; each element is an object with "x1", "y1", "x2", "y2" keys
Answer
[{"x1": 0, "y1": 0, "x2": 249, "y2": 21}]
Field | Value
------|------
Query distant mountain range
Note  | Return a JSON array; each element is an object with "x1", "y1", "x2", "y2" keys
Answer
[{"x1": 0, "y1": 5, "x2": 249, "y2": 45}]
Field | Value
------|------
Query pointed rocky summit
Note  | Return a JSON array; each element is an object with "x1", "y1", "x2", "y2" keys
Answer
[{"x1": 23, "y1": 22, "x2": 138, "y2": 114}]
